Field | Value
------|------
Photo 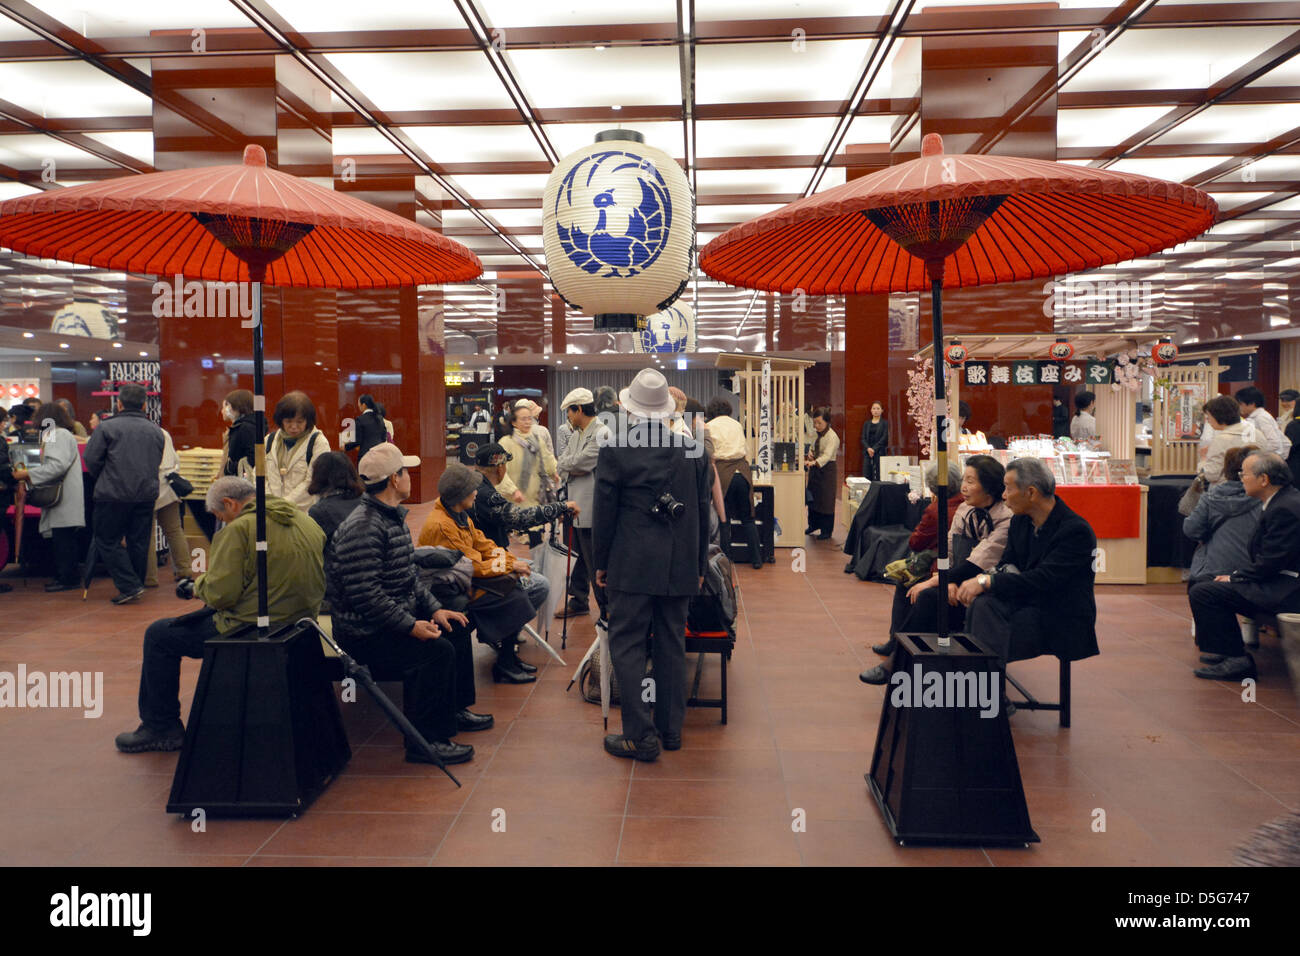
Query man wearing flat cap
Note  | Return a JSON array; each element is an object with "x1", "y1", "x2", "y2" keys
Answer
[
  {"x1": 469, "y1": 442, "x2": 577, "y2": 549},
  {"x1": 594, "y1": 368, "x2": 711, "y2": 761},
  {"x1": 557, "y1": 387, "x2": 613, "y2": 621},
  {"x1": 326, "y1": 443, "x2": 482, "y2": 766}
]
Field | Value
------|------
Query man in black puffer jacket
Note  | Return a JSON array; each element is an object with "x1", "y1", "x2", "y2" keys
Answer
[{"x1": 325, "y1": 443, "x2": 489, "y2": 766}]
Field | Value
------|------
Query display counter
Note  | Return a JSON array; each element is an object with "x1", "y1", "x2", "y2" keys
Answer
[{"x1": 1056, "y1": 483, "x2": 1147, "y2": 585}]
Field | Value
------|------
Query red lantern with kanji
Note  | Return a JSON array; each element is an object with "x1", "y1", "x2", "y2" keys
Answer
[
  {"x1": 1151, "y1": 339, "x2": 1178, "y2": 365},
  {"x1": 943, "y1": 340, "x2": 967, "y2": 367},
  {"x1": 1048, "y1": 338, "x2": 1074, "y2": 361}
]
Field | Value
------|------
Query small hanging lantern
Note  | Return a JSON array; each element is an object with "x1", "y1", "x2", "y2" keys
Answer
[
  {"x1": 1151, "y1": 337, "x2": 1178, "y2": 365},
  {"x1": 943, "y1": 338, "x2": 967, "y2": 367},
  {"x1": 542, "y1": 129, "x2": 694, "y2": 331},
  {"x1": 633, "y1": 302, "x2": 696, "y2": 353},
  {"x1": 1048, "y1": 337, "x2": 1074, "y2": 362}
]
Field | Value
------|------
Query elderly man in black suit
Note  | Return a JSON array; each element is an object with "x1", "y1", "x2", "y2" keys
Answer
[
  {"x1": 593, "y1": 368, "x2": 711, "y2": 762},
  {"x1": 1189, "y1": 451, "x2": 1300, "y2": 680},
  {"x1": 957, "y1": 456, "x2": 1100, "y2": 672}
]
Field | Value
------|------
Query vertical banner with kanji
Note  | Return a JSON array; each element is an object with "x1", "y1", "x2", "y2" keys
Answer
[
  {"x1": 756, "y1": 360, "x2": 773, "y2": 483},
  {"x1": 1170, "y1": 382, "x2": 1206, "y2": 441}
]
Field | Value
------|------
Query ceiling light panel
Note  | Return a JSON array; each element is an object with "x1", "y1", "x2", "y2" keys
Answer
[
  {"x1": 83, "y1": 131, "x2": 155, "y2": 165},
  {"x1": 444, "y1": 174, "x2": 551, "y2": 199},
  {"x1": 0, "y1": 61, "x2": 152, "y2": 118},
  {"x1": 1152, "y1": 103, "x2": 1300, "y2": 146},
  {"x1": 697, "y1": 116, "x2": 837, "y2": 157},
  {"x1": 264, "y1": 0, "x2": 466, "y2": 30},
  {"x1": 504, "y1": 47, "x2": 681, "y2": 108},
  {"x1": 695, "y1": 39, "x2": 875, "y2": 104},
  {"x1": 323, "y1": 52, "x2": 517, "y2": 111},
  {"x1": 546, "y1": 121, "x2": 685, "y2": 159},
  {"x1": 1107, "y1": 156, "x2": 1234, "y2": 184},
  {"x1": 477, "y1": 0, "x2": 675, "y2": 27},
  {"x1": 402, "y1": 125, "x2": 548, "y2": 164},
  {"x1": 1060, "y1": 26, "x2": 1298, "y2": 93},
  {"x1": 0, "y1": 135, "x2": 110, "y2": 169},
  {"x1": 32, "y1": 0, "x2": 254, "y2": 36},
  {"x1": 696, "y1": 167, "x2": 810, "y2": 195},
  {"x1": 1056, "y1": 107, "x2": 1171, "y2": 149}
]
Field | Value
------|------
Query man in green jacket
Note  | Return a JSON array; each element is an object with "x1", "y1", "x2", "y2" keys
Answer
[{"x1": 115, "y1": 475, "x2": 326, "y2": 752}]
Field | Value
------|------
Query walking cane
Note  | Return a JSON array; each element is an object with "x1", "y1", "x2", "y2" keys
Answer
[{"x1": 561, "y1": 518, "x2": 574, "y2": 651}]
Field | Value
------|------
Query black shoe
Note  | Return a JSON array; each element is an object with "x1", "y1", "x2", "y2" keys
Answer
[
  {"x1": 604, "y1": 734, "x2": 660, "y2": 762},
  {"x1": 805, "y1": 526, "x2": 816, "y2": 536},
  {"x1": 844, "y1": 561, "x2": 855, "y2": 574},
  {"x1": 515, "y1": 659, "x2": 538, "y2": 674},
  {"x1": 1199, "y1": 653, "x2": 1226, "y2": 665},
  {"x1": 859, "y1": 664, "x2": 890, "y2": 685},
  {"x1": 661, "y1": 731, "x2": 682, "y2": 751},
  {"x1": 115, "y1": 721, "x2": 185, "y2": 753},
  {"x1": 492, "y1": 661, "x2": 537, "y2": 684},
  {"x1": 751, "y1": 557, "x2": 764, "y2": 570},
  {"x1": 111, "y1": 587, "x2": 144, "y2": 605},
  {"x1": 405, "y1": 740, "x2": 474, "y2": 765},
  {"x1": 872, "y1": 637, "x2": 897, "y2": 657},
  {"x1": 816, "y1": 532, "x2": 832, "y2": 541},
  {"x1": 554, "y1": 602, "x2": 589, "y2": 620},
  {"x1": 1194, "y1": 655, "x2": 1256, "y2": 681},
  {"x1": 455, "y1": 709, "x2": 494, "y2": 732},
  {"x1": 45, "y1": 581, "x2": 78, "y2": 593}
]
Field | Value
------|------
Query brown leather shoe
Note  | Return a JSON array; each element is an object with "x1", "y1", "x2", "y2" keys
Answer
[{"x1": 554, "y1": 602, "x2": 589, "y2": 619}]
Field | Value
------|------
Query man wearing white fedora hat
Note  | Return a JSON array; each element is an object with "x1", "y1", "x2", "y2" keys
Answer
[{"x1": 594, "y1": 368, "x2": 711, "y2": 761}]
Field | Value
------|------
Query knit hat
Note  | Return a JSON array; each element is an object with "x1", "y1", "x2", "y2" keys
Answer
[{"x1": 438, "y1": 461, "x2": 481, "y2": 505}]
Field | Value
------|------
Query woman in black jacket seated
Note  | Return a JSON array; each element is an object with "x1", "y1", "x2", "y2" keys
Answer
[
  {"x1": 860, "y1": 455, "x2": 1012, "y2": 684},
  {"x1": 307, "y1": 451, "x2": 365, "y2": 546}
]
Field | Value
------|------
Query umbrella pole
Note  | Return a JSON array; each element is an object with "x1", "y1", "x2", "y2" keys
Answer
[
  {"x1": 929, "y1": 268, "x2": 950, "y2": 648},
  {"x1": 251, "y1": 271, "x2": 270, "y2": 638}
]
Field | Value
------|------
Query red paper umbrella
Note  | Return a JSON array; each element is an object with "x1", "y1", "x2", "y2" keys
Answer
[
  {"x1": 701, "y1": 133, "x2": 1215, "y2": 644},
  {"x1": 0, "y1": 145, "x2": 479, "y2": 287},
  {"x1": 0, "y1": 145, "x2": 481, "y2": 635}
]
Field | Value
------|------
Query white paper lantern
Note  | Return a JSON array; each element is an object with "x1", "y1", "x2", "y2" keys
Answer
[
  {"x1": 634, "y1": 302, "x2": 696, "y2": 354},
  {"x1": 542, "y1": 130, "x2": 694, "y2": 329},
  {"x1": 50, "y1": 298, "x2": 122, "y2": 340}
]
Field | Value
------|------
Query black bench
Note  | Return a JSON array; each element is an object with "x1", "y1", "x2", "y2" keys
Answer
[{"x1": 685, "y1": 631, "x2": 734, "y2": 724}]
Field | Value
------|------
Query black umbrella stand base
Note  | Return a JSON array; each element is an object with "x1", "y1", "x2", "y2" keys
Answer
[
  {"x1": 166, "y1": 621, "x2": 351, "y2": 818},
  {"x1": 865, "y1": 632, "x2": 1039, "y2": 847}
]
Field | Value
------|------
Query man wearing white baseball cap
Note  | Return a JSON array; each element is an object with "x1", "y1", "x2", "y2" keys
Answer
[
  {"x1": 326, "y1": 442, "x2": 484, "y2": 766},
  {"x1": 594, "y1": 368, "x2": 711, "y2": 761},
  {"x1": 557, "y1": 386, "x2": 612, "y2": 620}
]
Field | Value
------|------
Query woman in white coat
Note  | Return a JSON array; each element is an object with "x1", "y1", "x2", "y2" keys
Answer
[
  {"x1": 265, "y1": 390, "x2": 331, "y2": 510},
  {"x1": 145, "y1": 428, "x2": 194, "y2": 588},
  {"x1": 12, "y1": 402, "x2": 84, "y2": 591}
]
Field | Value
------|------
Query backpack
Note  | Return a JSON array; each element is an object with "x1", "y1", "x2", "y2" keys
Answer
[
  {"x1": 687, "y1": 545, "x2": 738, "y2": 638},
  {"x1": 265, "y1": 429, "x2": 323, "y2": 465},
  {"x1": 578, "y1": 640, "x2": 653, "y2": 706}
]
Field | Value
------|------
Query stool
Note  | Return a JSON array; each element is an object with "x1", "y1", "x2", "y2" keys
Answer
[
  {"x1": 685, "y1": 630, "x2": 733, "y2": 724},
  {"x1": 1004, "y1": 657, "x2": 1071, "y2": 728}
]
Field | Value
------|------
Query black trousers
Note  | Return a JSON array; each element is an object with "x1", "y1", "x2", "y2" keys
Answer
[
  {"x1": 93, "y1": 499, "x2": 154, "y2": 594},
  {"x1": 889, "y1": 581, "x2": 967, "y2": 637},
  {"x1": 50, "y1": 525, "x2": 81, "y2": 586},
  {"x1": 444, "y1": 622, "x2": 476, "y2": 710},
  {"x1": 864, "y1": 451, "x2": 881, "y2": 481},
  {"x1": 1187, "y1": 579, "x2": 1300, "y2": 657},
  {"x1": 562, "y1": 513, "x2": 590, "y2": 605},
  {"x1": 720, "y1": 473, "x2": 762, "y2": 565},
  {"x1": 138, "y1": 607, "x2": 221, "y2": 729},
  {"x1": 341, "y1": 629, "x2": 458, "y2": 744},
  {"x1": 606, "y1": 589, "x2": 689, "y2": 743},
  {"x1": 965, "y1": 593, "x2": 1044, "y2": 664},
  {"x1": 807, "y1": 508, "x2": 834, "y2": 535},
  {"x1": 574, "y1": 527, "x2": 606, "y2": 616}
]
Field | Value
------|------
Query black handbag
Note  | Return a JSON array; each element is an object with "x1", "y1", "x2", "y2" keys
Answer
[
  {"x1": 166, "y1": 472, "x2": 194, "y2": 498},
  {"x1": 27, "y1": 481, "x2": 62, "y2": 509}
]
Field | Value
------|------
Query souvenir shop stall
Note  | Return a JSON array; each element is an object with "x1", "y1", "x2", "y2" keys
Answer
[{"x1": 913, "y1": 331, "x2": 1180, "y2": 585}]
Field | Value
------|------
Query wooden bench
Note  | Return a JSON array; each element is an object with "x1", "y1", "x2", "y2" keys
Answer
[{"x1": 685, "y1": 630, "x2": 734, "y2": 724}]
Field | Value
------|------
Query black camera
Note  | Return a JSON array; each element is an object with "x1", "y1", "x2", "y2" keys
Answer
[
  {"x1": 176, "y1": 578, "x2": 196, "y2": 600},
  {"x1": 649, "y1": 492, "x2": 685, "y2": 522}
]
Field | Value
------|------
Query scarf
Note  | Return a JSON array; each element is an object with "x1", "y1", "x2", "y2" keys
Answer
[{"x1": 513, "y1": 429, "x2": 542, "y2": 489}]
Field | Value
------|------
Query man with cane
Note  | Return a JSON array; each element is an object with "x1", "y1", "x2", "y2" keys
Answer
[{"x1": 556, "y1": 388, "x2": 612, "y2": 623}]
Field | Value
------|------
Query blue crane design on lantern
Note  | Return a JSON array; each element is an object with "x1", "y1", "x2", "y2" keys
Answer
[
  {"x1": 554, "y1": 149, "x2": 673, "y2": 278},
  {"x1": 634, "y1": 302, "x2": 695, "y2": 353}
]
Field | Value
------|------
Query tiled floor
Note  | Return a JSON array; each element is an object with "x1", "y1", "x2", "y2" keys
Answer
[{"x1": 2, "y1": 503, "x2": 1297, "y2": 866}]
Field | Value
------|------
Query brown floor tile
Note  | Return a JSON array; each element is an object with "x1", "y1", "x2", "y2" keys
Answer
[
  {"x1": 433, "y1": 811, "x2": 623, "y2": 865},
  {"x1": 255, "y1": 811, "x2": 456, "y2": 858},
  {"x1": 617, "y1": 816, "x2": 801, "y2": 865},
  {"x1": 795, "y1": 818, "x2": 993, "y2": 866},
  {"x1": 626, "y1": 778, "x2": 789, "y2": 819}
]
